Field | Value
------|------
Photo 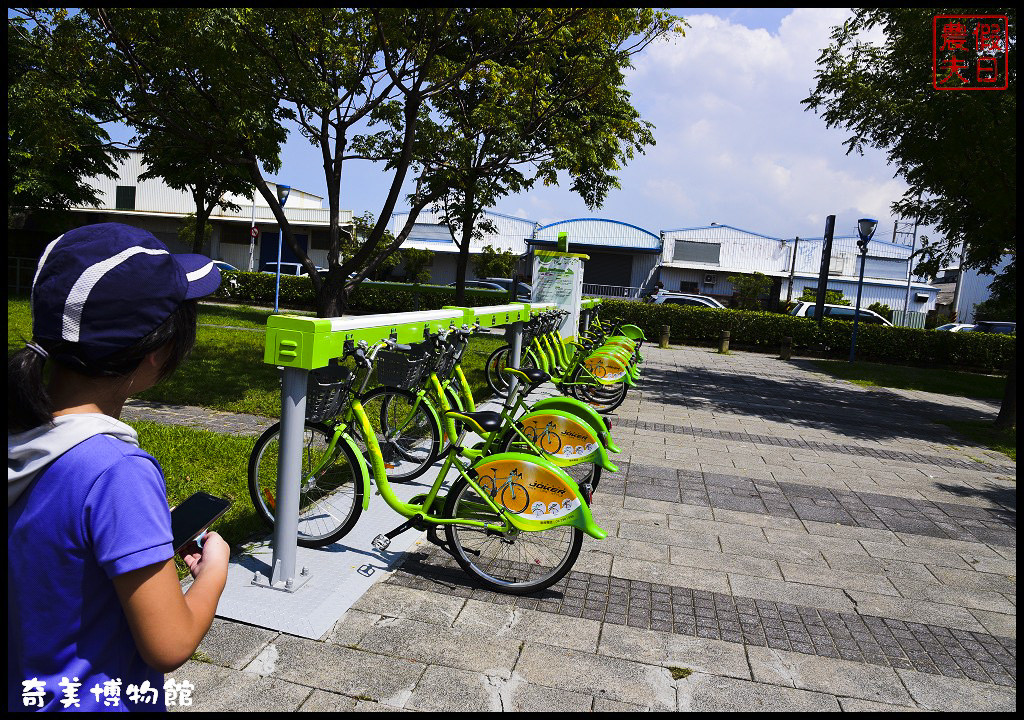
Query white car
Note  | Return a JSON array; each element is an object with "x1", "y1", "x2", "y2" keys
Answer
[
  {"x1": 789, "y1": 302, "x2": 893, "y2": 326},
  {"x1": 260, "y1": 262, "x2": 324, "y2": 276},
  {"x1": 935, "y1": 323, "x2": 975, "y2": 332},
  {"x1": 649, "y1": 292, "x2": 725, "y2": 309}
]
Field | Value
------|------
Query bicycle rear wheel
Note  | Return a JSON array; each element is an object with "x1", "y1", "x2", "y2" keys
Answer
[
  {"x1": 359, "y1": 387, "x2": 441, "y2": 482},
  {"x1": 443, "y1": 477, "x2": 582, "y2": 594},
  {"x1": 248, "y1": 421, "x2": 364, "y2": 548}
]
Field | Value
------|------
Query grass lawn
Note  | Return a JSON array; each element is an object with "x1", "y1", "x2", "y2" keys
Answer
[
  {"x1": 937, "y1": 420, "x2": 1016, "y2": 463},
  {"x1": 10, "y1": 296, "x2": 511, "y2": 575},
  {"x1": 810, "y1": 358, "x2": 1015, "y2": 461},
  {"x1": 9, "y1": 298, "x2": 505, "y2": 417},
  {"x1": 810, "y1": 359, "x2": 1006, "y2": 400}
]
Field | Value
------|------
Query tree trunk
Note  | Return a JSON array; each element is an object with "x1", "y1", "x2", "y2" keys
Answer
[{"x1": 994, "y1": 358, "x2": 1015, "y2": 429}]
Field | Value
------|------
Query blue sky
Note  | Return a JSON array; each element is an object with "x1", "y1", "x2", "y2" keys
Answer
[{"x1": 105, "y1": 8, "x2": 916, "y2": 244}]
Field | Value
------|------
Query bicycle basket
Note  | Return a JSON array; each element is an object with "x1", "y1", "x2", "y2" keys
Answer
[
  {"x1": 376, "y1": 350, "x2": 429, "y2": 390},
  {"x1": 304, "y1": 364, "x2": 354, "y2": 423},
  {"x1": 433, "y1": 341, "x2": 465, "y2": 381}
]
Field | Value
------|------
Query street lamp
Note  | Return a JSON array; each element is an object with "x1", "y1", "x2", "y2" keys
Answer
[
  {"x1": 848, "y1": 218, "x2": 878, "y2": 363},
  {"x1": 273, "y1": 184, "x2": 291, "y2": 314}
]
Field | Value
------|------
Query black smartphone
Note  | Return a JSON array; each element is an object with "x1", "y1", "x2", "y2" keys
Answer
[{"x1": 170, "y1": 492, "x2": 232, "y2": 554}]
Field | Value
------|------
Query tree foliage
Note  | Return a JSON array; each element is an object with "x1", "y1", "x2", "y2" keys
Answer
[
  {"x1": 799, "y1": 287, "x2": 850, "y2": 306},
  {"x1": 471, "y1": 244, "x2": 518, "y2": 280},
  {"x1": 8, "y1": 10, "x2": 125, "y2": 220},
  {"x1": 726, "y1": 271, "x2": 773, "y2": 310},
  {"x1": 803, "y1": 9, "x2": 1016, "y2": 280},
  {"x1": 803, "y1": 8, "x2": 1016, "y2": 427},
  {"x1": 419, "y1": 9, "x2": 685, "y2": 302}
]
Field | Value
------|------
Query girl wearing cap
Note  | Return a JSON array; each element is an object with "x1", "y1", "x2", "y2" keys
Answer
[{"x1": 8, "y1": 223, "x2": 230, "y2": 711}]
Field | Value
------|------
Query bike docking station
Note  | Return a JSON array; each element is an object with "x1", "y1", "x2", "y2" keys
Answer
[{"x1": 214, "y1": 302, "x2": 555, "y2": 639}]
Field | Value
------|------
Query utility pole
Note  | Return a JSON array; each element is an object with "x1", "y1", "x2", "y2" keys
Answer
[
  {"x1": 813, "y1": 216, "x2": 836, "y2": 326},
  {"x1": 786, "y1": 236, "x2": 800, "y2": 304}
]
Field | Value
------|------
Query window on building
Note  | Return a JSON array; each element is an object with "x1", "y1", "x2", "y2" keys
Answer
[
  {"x1": 678, "y1": 281, "x2": 699, "y2": 293},
  {"x1": 857, "y1": 255, "x2": 908, "y2": 281},
  {"x1": 115, "y1": 186, "x2": 136, "y2": 210},
  {"x1": 673, "y1": 240, "x2": 720, "y2": 265}
]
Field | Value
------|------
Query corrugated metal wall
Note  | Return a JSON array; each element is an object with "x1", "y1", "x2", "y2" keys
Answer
[
  {"x1": 534, "y1": 218, "x2": 661, "y2": 251},
  {"x1": 956, "y1": 254, "x2": 1011, "y2": 323},
  {"x1": 392, "y1": 209, "x2": 536, "y2": 254},
  {"x1": 661, "y1": 225, "x2": 790, "y2": 274},
  {"x1": 789, "y1": 277, "x2": 937, "y2": 313}
]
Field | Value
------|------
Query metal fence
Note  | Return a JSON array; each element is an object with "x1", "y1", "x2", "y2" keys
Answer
[
  {"x1": 9, "y1": 257, "x2": 36, "y2": 295},
  {"x1": 891, "y1": 309, "x2": 926, "y2": 329},
  {"x1": 581, "y1": 283, "x2": 643, "y2": 300}
]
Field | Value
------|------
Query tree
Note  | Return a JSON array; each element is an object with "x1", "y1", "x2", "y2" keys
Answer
[
  {"x1": 472, "y1": 244, "x2": 518, "y2": 281},
  {"x1": 8, "y1": 11, "x2": 125, "y2": 222},
  {"x1": 867, "y1": 302, "x2": 894, "y2": 322},
  {"x1": 798, "y1": 287, "x2": 849, "y2": 306},
  {"x1": 422, "y1": 9, "x2": 685, "y2": 303},
  {"x1": 240, "y1": 8, "x2": 597, "y2": 316},
  {"x1": 137, "y1": 132, "x2": 252, "y2": 254},
  {"x1": 726, "y1": 272, "x2": 772, "y2": 310},
  {"x1": 400, "y1": 248, "x2": 434, "y2": 284},
  {"x1": 804, "y1": 8, "x2": 1016, "y2": 428}
]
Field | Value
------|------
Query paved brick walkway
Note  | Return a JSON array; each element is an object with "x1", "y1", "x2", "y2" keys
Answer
[{"x1": 147, "y1": 347, "x2": 1015, "y2": 712}]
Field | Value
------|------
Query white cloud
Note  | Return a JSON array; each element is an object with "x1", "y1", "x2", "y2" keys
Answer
[{"x1": 491, "y1": 9, "x2": 916, "y2": 241}]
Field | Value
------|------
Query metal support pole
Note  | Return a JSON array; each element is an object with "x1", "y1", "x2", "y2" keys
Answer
[
  {"x1": 274, "y1": 229, "x2": 284, "y2": 314},
  {"x1": 508, "y1": 320, "x2": 523, "y2": 399},
  {"x1": 848, "y1": 257, "x2": 868, "y2": 363},
  {"x1": 254, "y1": 366, "x2": 310, "y2": 592}
]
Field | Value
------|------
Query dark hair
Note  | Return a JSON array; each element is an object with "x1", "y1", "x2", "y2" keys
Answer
[{"x1": 8, "y1": 301, "x2": 198, "y2": 433}]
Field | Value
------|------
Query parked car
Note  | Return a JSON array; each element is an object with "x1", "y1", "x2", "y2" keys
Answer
[
  {"x1": 934, "y1": 323, "x2": 975, "y2": 332},
  {"x1": 482, "y1": 277, "x2": 532, "y2": 301},
  {"x1": 260, "y1": 262, "x2": 324, "y2": 276},
  {"x1": 965, "y1": 321, "x2": 1016, "y2": 335},
  {"x1": 448, "y1": 279, "x2": 531, "y2": 300},
  {"x1": 650, "y1": 292, "x2": 725, "y2": 309},
  {"x1": 448, "y1": 280, "x2": 507, "y2": 293},
  {"x1": 789, "y1": 302, "x2": 893, "y2": 326}
]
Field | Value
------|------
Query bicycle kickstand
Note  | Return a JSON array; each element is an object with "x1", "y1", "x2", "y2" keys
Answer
[{"x1": 372, "y1": 514, "x2": 424, "y2": 552}]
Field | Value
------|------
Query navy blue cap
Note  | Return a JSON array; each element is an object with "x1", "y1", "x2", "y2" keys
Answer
[{"x1": 31, "y1": 223, "x2": 221, "y2": 361}]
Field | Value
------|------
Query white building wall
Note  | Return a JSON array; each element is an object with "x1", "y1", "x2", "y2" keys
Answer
[
  {"x1": 955, "y1": 254, "x2": 1012, "y2": 323},
  {"x1": 392, "y1": 209, "x2": 536, "y2": 255},
  {"x1": 789, "y1": 276, "x2": 937, "y2": 313},
  {"x1": 661, "y1": 225, "x2": 790, "y2": 274}
]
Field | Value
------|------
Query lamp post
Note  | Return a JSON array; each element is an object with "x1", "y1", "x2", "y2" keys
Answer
[
  {"x1": 273, "y1": 184, "x2": 291, "y2": 314},
  {"x1": 848, "y1": 217, "x2": 878, "y2": 363}
]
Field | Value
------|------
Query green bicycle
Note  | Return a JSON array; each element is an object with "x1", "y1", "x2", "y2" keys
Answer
[{"x1": 247, "y1": 337, "x2": 606, "y2": 594}]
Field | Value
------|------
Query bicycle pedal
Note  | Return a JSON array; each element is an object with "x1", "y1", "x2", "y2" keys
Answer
[{"x1": 372, "y1": 534, "x2": 391, "y2": 551}]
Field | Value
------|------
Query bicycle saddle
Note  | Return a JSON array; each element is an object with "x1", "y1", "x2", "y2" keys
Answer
[
  {"x1": 445, "y1": 410, "x2": 503, "y2": 434},
  {"x1": 501, "y1": 367, "x2": 550, "y2": 385}
]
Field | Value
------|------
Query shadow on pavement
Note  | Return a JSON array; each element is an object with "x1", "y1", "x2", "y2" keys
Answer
[{"x1": 635, "y1": 358, "x2": 1001, "y2": 447}]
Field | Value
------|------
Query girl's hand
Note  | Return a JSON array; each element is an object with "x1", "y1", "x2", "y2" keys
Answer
[{"x1": 178, "y1": 531, "x2": 229, "y2": 580}]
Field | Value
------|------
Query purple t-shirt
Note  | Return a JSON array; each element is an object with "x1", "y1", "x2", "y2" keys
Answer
[{"x1": 8, "y1": 434, "x2": 174, "y2": 712}]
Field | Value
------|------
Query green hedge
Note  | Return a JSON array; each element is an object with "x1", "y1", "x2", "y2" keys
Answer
[
  {"x1": 600, "y1": 300, "x2": 1015, "y2": 372},
  {"x1": 214, "y1": 271, "x2": 509, "y2": 313}
]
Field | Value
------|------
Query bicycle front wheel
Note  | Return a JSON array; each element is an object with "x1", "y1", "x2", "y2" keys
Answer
[
  {"x1": 359, "y1": 387, "x2": 441, "y2": 482},
  {"x1": 248, "y1": 421, "x2": 364, "y2": 548},
  {"x1": 443, "y1": 477, "x2": 582, "y2": 595}
]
